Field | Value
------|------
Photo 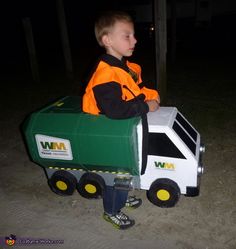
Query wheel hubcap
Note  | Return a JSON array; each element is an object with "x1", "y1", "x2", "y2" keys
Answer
[
  {"x1": 85, "y1": 184, "x2": 97, "y2": 194},
  {"x1": 56, "y1": 180, "x2": 68, "y2": 190},
  {"x1": 157, "y1": 189, "x2": 170, "y2": 201}
]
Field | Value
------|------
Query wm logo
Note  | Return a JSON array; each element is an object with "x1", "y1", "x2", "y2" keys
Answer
[
  {"x1": 155, "y1": 161, "x2": 175, "y2": 170},
  {"x1": 40, "y1": 142, "x2": 66, "y2": 150}
]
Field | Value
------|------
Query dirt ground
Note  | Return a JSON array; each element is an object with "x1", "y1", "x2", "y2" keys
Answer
[{"x1": 1, "y1": 39, "x2": 236, "y2": 249}]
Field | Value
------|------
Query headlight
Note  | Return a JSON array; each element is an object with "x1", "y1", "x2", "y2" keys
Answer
[
  {"x1": 198, "y1": 164, "x2": 204, "y2": 175},
  {"x1": 200, "y1": 144, "x2": 205, "y2": 153}
]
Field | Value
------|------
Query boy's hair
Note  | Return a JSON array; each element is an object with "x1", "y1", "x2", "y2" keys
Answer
[{"x1": 94, "y1": 10, "x2": 133, "y2": 47}]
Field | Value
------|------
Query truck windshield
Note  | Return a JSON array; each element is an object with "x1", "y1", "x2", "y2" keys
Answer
[{"x1": 172, "y1": 112, "x2": 197, "y2": 155}]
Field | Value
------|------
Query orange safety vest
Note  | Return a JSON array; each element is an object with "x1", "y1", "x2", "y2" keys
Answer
[{"x1": 82, "y1": 59, "x2": 159, "y2": 115}]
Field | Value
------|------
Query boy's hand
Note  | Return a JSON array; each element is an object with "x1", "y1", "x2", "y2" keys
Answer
[{"x1": 146, "y1": 100, "x2": 159, "y2": 112}]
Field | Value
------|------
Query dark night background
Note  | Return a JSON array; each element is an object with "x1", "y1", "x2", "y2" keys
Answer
[
  {"x1": 1, "y1": 0, "x2": 236, "y2": 98},
  {"x1": 1, "y1": 2, "x2": 236, "y2": 247}
]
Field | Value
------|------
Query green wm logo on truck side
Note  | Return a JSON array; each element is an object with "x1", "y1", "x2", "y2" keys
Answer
[
  {"x1": 155, "y1": 161, "x2": 175, "y2": 171},
  {"x1": 40, "y1": 142, "x2": 66, "y2": 151},
  {"x1": 35, "y1": 134, "x2": 73, "y2": 160}
]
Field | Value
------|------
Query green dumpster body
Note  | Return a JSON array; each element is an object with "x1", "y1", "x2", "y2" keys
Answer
[{"x1": 23, "y1": 96, "x2": 141, "y2": 176}]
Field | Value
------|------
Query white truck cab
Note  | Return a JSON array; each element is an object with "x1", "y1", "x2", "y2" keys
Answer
[{"x1": 136, "y1": 107, "x2": 204, "y2": 207}]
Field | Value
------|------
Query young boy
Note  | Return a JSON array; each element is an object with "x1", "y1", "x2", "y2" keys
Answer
[{"x1": 82, "y1": 11, "x2": 160, "y2": 229}]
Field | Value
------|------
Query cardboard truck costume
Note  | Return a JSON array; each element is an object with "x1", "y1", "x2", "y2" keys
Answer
[{"x1": 23, "y1": 96, "x2": 205, "y2": 208}]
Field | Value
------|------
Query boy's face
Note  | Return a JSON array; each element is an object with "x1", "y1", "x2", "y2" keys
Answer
[{"x1": 102, "y1": 20, "x2": 137, "y2": 60}]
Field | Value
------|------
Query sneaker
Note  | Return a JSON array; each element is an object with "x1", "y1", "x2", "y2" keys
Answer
[
  {"x1": 103, "y1": 211, "x2": 135, "y2": 230},
  {"x1": 125, "y1": 195, "x2": 142, "y2": 209}
]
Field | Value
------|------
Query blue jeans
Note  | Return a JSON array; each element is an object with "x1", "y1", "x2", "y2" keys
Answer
[{"x1": 103, "y1": 185, "x2": 128, "y2": 215}]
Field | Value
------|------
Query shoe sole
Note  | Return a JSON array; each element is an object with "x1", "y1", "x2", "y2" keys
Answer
[{"x1": 103, "y1": 214, "x2": 135, "y2": 230}]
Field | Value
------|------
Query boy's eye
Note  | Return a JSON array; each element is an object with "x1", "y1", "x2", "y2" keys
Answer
[{"x1": 124, "y1": 34, "x2": 132, "y2": 39}]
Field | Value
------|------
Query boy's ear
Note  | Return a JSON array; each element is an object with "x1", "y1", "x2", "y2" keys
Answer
[{"x1": 102, "y1": 34, "x2": 111, "y2": 47}]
